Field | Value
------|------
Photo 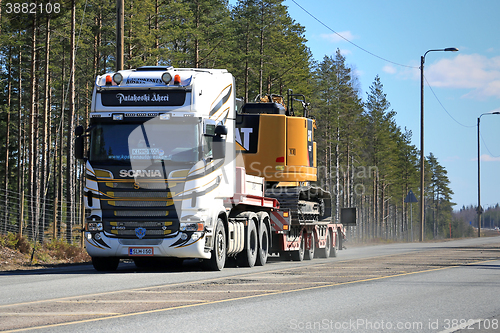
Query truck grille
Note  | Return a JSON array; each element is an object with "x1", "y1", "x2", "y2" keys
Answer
[
  {"x1": 113, "y1": 210, "x2": 170, "y2": 217},
  {"x1": 99, "y1": 185, "x2": 180, "y2": 238},
  {"x1": 104, "y1": 220, "x2": 178, "y2": 239}
]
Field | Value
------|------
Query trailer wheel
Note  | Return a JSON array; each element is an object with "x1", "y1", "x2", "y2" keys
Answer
[
  {"x1": 236, "y1": 213, "x2": 258, "y2": 267},
  {"x1": 205, "y1": 218, "x2": 226, "y2": 271},
  {"x1": 256, "y1": 212, "x2": 269, "y2": 266},
  {"x1": 92, "y1": 257, "x2": 119, "y2": 272},
  {"x1": 330, "y1": 231, "x2": 338, "y2": 258},
  {"x1": 305, "y1": 232, "x2": 315, "y2": 260},
  {"x1": 291, "y1": 232, "x2": 305, "y2": 261},
  {"x1": 319, "y1": 232, "x2": 331, "y2": 258}
]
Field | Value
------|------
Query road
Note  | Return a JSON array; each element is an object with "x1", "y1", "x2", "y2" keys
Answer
[{"x1": 1, "y1": 236, "x2": 500, "y2": 332}]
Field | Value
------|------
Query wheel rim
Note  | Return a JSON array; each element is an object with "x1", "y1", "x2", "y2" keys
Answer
[{"x1": 216, "y1": 229, "x2": 225, "y2": 260}]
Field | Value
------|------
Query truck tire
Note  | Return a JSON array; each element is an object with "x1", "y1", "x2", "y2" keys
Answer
[
  {"x1": 256, "y1": 212, "x2": 269, "y2": 266},
  {"x1": 236, "y1": 212, "x2": 258, "y2": 267},
  {"x1": 318, "y1": 232, "x2": 331, "y2": 258},
  {"x1": 290, "y1": 232, "x2": 305, "y2": 261},
  {"x1": 205, "y1": 218, "x2": 226, "y2": 271},
  {"x1": 92, "y1": 257, "x2": 119, "y2": 272},
  {"x1": 305, "y1": 232, "x2": 315, "y2": 260}
]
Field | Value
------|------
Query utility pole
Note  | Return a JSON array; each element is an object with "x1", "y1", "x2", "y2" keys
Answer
[
  {"x1": 116, "y1": 0, "x2": 124, "y2": 71},
  {"x1": 477, "y1": 111, "x2": 500, "y2": 237}
]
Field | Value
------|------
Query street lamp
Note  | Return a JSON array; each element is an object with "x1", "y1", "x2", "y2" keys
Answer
[
  {"x1": 420, "y1": 47, "x2": 458, "y2": 242},
  {"x1": 477, "y1": 111, "x2": 500, "y2": 237}
]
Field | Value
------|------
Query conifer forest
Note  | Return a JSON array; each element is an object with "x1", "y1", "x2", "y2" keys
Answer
[{"x1": 0, "y1": 0, "x2": 476, "y2": 244}]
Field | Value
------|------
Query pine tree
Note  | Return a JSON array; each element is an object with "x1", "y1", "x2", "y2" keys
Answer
[{"x1": 364, "y1": 75, "x2": 398, "y2": 238}]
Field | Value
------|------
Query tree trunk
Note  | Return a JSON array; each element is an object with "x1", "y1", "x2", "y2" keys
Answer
[
  {"x1": 40, "y1": 14, "x2": 51, "y2": 243},
  {"x1": 66, "y1": 0, "x2": 76, "y2": 243},
  {"x1": 258, "y1": 1, "x2": 265, "y2": 97},
  {"x1": 28, "y1": 12, "x2": 38, "y2": 241},
  {"x1": 17, "y1": 48, "x2": 24, "y2": 237},
  {"x1": 3, "y1": 47, "x2": 12, "y2": 233}
]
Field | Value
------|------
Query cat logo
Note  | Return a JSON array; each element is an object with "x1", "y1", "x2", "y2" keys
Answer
[{"x1": 235, "y1": 128, "x2": 253, "y2": 151}]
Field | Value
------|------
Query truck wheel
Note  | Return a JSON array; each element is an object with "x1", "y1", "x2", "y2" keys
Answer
[
  {"x1": 318, "y1": 232, "x2": 331, "y2": 258},
  {"x1": 256, "y1": 212, "x2": 269, "y2": 266},
  {"x1": 305, "y1": 232, "x2": 315, "y2": 260},
  {"x1": 256, "y1": 222, "x2": 269, "y2": 266},
  {"x1": 236, "y1": 213, "x2": 258, "y2": 267},
  {"x1": 291, "y1": 232, "x2": 305, "y2": 261},
  {"x1": 92, "y1": 257, "x2": 119, "y2": 272},
  {"x1": 205, "y1": 218, "x2": 226, "y2": 271}
]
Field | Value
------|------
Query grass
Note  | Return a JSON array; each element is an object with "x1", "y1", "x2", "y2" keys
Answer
[{"x1": 0, "y1": 233, "x2": 90, "y2": 270}]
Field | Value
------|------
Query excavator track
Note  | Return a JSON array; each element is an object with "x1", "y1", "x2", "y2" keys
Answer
[{"x1": 265, "y1": 186, "x2": 332, "y2": 224}]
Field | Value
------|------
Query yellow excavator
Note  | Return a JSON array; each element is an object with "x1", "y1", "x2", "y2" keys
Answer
[{"x1": 235, "y1": 90, "x2": 332, "y2": 223}]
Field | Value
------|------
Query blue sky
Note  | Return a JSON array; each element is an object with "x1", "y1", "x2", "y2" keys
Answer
[{"x1": 231, "y1": 0, "x2": 500, "y2": 209}]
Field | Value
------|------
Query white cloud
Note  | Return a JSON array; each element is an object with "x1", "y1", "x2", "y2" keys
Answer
[
  {"x1": 443, "y1": 155, "x2": 461, "y2": 163},
  {"x1": 383, "y1": 64, "x2": 397, "y2": 74},
  {"x1": 320, "y1": 31, "x2": 356, "y2": 43},
  {"x1": 338, "y1": 48, "x2": 352, "y2": 56},
  {"x1": 425, "y1": 54, "x2": 500, "y2": 99},
  {"x1": 472, "y1": 154, "x2": 500, "y2": 162}
]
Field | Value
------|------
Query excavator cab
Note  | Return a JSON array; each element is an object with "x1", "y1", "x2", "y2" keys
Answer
[{"x1": 235, "y1": 91, "x2": 331, "y2": 221}]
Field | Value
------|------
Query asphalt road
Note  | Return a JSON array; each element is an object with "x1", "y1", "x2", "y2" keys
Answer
[{"x1": 1, "y1": 236, "x2": 500, "y2": 332}]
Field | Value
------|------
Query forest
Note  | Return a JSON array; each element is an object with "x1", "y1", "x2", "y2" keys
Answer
[{"x1": 0, "y1": 0, "x2": 474, "y2": 244}]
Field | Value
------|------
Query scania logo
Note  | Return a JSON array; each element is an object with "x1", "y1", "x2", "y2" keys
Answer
[{"x1": 119, "y1": 170, "x2": 162, "y2": 178}]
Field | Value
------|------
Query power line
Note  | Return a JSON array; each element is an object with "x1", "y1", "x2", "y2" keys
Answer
[
  {"x1": 290, "y1": 0, "x2": 418, "y2": 69},
  {"x1": 424, "y1": 76, "x2": 475, "y2": 129},
  {"x1": 481, "y1": 133, "x2": 500, "y2": 158},
  {"x1": 291, "y1": 0, "x2": 476, "y2": 131}
]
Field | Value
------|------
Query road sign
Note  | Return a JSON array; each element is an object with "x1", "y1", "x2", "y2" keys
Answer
[{"x1": 405, "y1": 190, "x2": 418, "y2": 203}]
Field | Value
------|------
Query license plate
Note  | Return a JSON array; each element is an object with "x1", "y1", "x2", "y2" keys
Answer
[{"x1": 129, "y1": 247, "x2": 154, "y2": 256}]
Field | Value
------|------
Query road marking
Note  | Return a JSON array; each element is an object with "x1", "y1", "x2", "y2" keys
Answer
[
  {"x1": 56, "y1": 299, "x2": 206, "y2": 303},
  {"x1": 3, "y1": 257, "x2": 499, "y2": 333},
  {"x1": 0, "y1": 312, "x2": 121, "y2": 317},
  {"x1": 0, "y1": 250, "x2": 426, "y2": 311},
  {"x1": 6, "y1": 262, "x2": 495, "y2": 333}
]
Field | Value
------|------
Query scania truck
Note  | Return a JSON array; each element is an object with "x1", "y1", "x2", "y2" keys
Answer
[{"x1": 76, "y1": 66, "x2": 355, "y2": 271}]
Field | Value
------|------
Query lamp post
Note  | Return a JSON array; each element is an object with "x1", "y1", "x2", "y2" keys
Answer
[
  {"x1": 477, "y1": 111, "x2": 500, "y2": 237},
  {"x1": 420, "y1": 47, "x2": 458, "y2": 242}
]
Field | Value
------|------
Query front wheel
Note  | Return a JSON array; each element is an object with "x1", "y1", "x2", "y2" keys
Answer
[
  {"x1": 205, "y1": 218, "x2": 226, "y2": 271},
  {"x1": 92, "y1": 257, "x2": 119, "y2": 272}
]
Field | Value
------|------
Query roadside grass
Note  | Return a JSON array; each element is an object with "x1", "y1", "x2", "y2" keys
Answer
[{"x1": 0, "y1": 233, "x2": 90, "y2": 271}]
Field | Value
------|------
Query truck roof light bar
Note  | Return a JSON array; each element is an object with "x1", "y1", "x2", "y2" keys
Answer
[
  {"x1": 174, "y1": 74, "x2": 181, "y2": 85},
  {"x1": 113, "y1": 73, "x2": 123, "y2": 85},
  {"x1": 105, "y1": 75, "x2": 112, "y2": 86},
  {"x1": 162, "y1": 72, "x2": 172, "y2": 84}
]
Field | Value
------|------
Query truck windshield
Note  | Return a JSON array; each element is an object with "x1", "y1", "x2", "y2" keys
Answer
[{"x1": 89, "y1": 118, "x2": 201, "y2": 165}]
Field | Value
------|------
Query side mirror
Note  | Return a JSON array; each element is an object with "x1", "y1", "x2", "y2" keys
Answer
[
  {"x1": 75, "y1": 125, "x2": 84, "y2": 136},
  {"x1": 214, "y1": 125, "x2": 228, "y2": 136},
  {"x1": 75, "y1": 125, "x2": 87, "y2": 161},
  {"x1": 75, "y1": 136, "x2": 85, "y2": 160},
  {"x1": 212, "y1": 125, "x2": 227, "y2": 159}
]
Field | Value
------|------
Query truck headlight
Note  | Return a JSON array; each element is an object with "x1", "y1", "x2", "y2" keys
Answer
[
  {"x1": 179, "y1": 222, "x2": 204, "y2": 232},
  {"x1": 87, "y1": 222, "x2": 103, "y2": 232}
]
